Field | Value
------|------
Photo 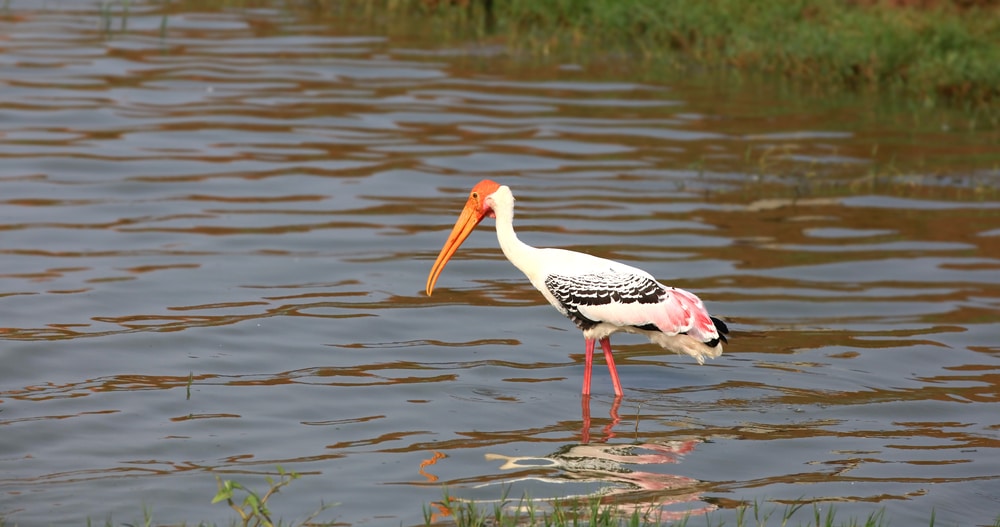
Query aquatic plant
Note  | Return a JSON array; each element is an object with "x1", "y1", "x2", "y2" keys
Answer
[
  {"x1": 423, "y1": 489, "x2": 994, "y2": 526},
  {"x1": 211, "y1": 466, "x2": 337, "y2": 527}
]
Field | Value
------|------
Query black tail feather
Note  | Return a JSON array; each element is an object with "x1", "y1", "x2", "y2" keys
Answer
[
  {"x1": 638, "y1": 316, "x2": 729, "y2": 348},
  {"x1": 710, "y1": 316, "x2": 729, "y2": 344}
]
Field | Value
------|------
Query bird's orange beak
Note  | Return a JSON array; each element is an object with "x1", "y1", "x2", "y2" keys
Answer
[{"x1": 426, "y1": 180, "x2": 501, "y2": 296}]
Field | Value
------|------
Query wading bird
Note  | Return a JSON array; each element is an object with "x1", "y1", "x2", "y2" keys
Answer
[{"x1": 425, "y1": 180, "x2": 728, "y2": 396}]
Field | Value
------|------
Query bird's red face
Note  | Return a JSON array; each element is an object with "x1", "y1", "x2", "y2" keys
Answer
[{"x1": 426, "y1": 179, "x2": 502, "y2": 296}]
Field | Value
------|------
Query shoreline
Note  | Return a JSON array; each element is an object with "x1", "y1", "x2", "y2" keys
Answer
[{"x1": 338, "y1": 0, "x2": 1000, "y2": 109}]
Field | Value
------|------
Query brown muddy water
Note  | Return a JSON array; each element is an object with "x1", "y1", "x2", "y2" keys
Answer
[{"x1": 1, "y1": 2, "x2": 999, "y2": 526}]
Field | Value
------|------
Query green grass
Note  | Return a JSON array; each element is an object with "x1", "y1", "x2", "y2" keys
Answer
[
  {"x1": 127, "y1": 0, "x2": 1000, "y2": 107},
  {"x1": 10, "y1": 470, "x2": 997, "y2": 527},
  {"x1": 331, "y1": 0, "x2": 1000, "y2": 107},
  {"x1": 422, "y1": 488, "x2": 1000, "y2": 527},
  {"x1": 210, "y1": 466, "x2": 337, "y2": 527}
]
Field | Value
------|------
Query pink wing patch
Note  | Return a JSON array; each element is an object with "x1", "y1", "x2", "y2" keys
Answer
[
  {"x1": 577, "y1": 285, "x2": 718, "y2": 339},
  {"x1": 667, "y1": 287, "x2": 720, "y2": 341}
]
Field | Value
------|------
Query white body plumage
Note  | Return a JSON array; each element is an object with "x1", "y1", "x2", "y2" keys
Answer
[{"x1": 427, "y1": 180, "x2": 727, "y2": 396}]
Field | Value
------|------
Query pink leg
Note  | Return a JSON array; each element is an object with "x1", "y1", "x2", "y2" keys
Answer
[
  {"x1": 580, "y1": 395, "x2": 592, "y2": 444},
  {"x1": 582, "y1": 338, "x2": 595, "y2": 395},
  {"x1": 601, "y1": 394, "x2": 623, "y2": 442},
  {"x1": 600, "y1": 337, "x2": 623, "y2": 396},
  {"x1": 583, "y1": 395, "x2": 624, "y2": 444}
]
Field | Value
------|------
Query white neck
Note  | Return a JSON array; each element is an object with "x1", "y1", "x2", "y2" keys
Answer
[{"x1": 489, "y1": 186, "x2": 539, "y2": 280}]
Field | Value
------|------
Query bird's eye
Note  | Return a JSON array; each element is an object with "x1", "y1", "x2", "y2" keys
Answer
[{"x1": 472, "y1": 192, "x2": 479, "y2": 199}]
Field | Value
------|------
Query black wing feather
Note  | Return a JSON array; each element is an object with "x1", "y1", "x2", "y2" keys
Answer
[{"x1": 544, "y1": 273, "x2": 666, "y2": 331}]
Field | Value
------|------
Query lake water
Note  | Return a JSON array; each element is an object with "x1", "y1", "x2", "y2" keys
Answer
[{"x1": 1, "y1": 2, "x2": 999, "y2": 526}]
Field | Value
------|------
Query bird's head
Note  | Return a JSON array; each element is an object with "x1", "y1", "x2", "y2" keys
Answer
[{"x1": 425, "y1": 179, "x2": 503, "y2": 296}]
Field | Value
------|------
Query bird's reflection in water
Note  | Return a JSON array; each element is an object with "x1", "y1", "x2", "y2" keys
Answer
[
  {"x1": 465, "y1": 396, "x2": 716, "y2": 522},
  {"x1": 582, "y1": 394, "x2": 622, "y2": 444}
]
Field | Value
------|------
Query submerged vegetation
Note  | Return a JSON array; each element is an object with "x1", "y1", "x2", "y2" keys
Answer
[{"x1": 323, "y1": 0, "x2": 1000, "y2": 107}]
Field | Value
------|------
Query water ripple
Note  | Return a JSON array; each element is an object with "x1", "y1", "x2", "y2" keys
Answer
[{"x1": 0, "y1": 2, "x2": 998, "y2": 527}]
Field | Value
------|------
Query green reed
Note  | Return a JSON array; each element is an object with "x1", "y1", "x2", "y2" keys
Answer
[
  {"x1": 211, "y1": 466, "x2": 337, "y2": 527},
  {"x1": 423, "y1": 489, "x2": 999, "y2": 527}
]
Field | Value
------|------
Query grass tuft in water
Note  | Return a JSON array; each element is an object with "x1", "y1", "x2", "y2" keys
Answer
[
  {"x1": 210, "y1": 466, "x2": 337, "y2": 527},
  {"x1": 420, "y1": 489, "x2": 1000, "y2": 526},
  {"x1": 98, "y1": 0, "x2": 132, "y2": 37}
]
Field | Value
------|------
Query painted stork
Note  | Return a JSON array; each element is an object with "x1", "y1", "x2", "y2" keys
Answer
[{"x1": 425, "y1": 180, "x2": 728, "y2": 396}]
